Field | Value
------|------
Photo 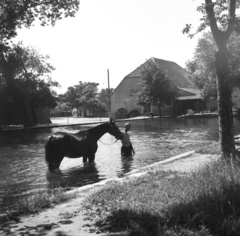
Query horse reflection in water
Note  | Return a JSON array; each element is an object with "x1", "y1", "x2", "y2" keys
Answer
[
  {"x1": 46, "y1": 164, "x2": 100, "y2": 188},
  {"x1": 45, "y1": 119, "x2": 122, "y2": 172}
]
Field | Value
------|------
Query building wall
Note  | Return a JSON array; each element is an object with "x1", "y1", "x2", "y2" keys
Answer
[
  {"x1": 111, "y1": 77, "x2": 142, "y2": 117},
  {"x1": 1, "y1": 105, "x2": 51, "y2": 125},
  {"x1": 35, "y1": 107, "x2": 51, "y2": 124},
  {"x1": 1, "y1": 99, "x2": 22, "y2": 125},
  {"x1": 111, "y1": 76, "x2": 175, "y2": 118},
  {"x1": 155, "y1": 106, "x2": 173, "y2": 116}
]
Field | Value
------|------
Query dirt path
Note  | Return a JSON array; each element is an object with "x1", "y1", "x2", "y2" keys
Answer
[{"x1": 1, "y1": 151, "x2": 218, "y2": 236}]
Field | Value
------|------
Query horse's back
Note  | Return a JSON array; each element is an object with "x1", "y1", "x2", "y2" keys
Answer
[
  {"x1": 46, "y1": 132, "x2": 70, "y2": 145},
  {"x1": 65, "y1": 131, "x2": 98, "y2": 157},
  {"x1": 66, "y1": 132, "x2": 91, "y2": 157},
  {"x1": 46, "y1": 131, "x2": 89, "y2": 158}
]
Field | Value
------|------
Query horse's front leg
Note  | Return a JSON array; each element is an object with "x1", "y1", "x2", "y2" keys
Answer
[
  {"x1": 83, "y1": 155, "x2": 88, "y2": 165},
  {"x1": 87, "y1": 144, "x2": 97, "y2": 166},
  {"x1": 88, "y1": 154, "x2": 95, "y2": 166}
]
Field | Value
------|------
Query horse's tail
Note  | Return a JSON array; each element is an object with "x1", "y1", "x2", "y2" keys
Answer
[
  {"x1": 45, "y1": 135, "x2": 53, "y2": 166},
  {"x1": 44, "y1": 133, "x2": 69, "y2": 171}
]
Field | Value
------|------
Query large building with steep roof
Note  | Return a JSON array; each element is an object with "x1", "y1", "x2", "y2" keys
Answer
[{"x1": 111, "y1": 57, "x2": 205, "y2": 118}]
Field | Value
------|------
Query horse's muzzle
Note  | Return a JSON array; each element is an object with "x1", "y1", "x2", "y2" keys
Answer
[{"x1": 116, "y1": 133, "x2": 123, "y2": 140}]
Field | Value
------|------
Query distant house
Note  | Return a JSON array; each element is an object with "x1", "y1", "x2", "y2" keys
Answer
[
  {"x1": 111, "y1": 57, "x2": 205, "y2": 118},
  {"x1": 77, "y1": 106, "x2": 91, "y2": 117},
  {"x1": 71, "y1": 106, "x2": 108, "y2": 118}
]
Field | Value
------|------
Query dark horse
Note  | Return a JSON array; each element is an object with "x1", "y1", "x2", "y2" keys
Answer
[{"x1": 45, "y1": 119, "x2": 122, "y2": 172}]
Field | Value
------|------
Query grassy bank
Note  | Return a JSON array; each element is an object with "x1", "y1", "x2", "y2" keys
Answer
[
  {"x1": 83, "y1": 145, "x2": 240, "y2": 236},
  {"x1": 0, "y1": 188, "x2": 76, "y2": 224}
]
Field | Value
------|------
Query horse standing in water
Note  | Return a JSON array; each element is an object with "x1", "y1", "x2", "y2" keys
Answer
[{"x1": 45, "y1": 119, "x2": 122, "y2": 172}]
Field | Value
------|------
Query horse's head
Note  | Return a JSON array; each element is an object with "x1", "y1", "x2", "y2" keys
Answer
[{"x1": 107, "y1": 118, "x2": 123, "y2": 140}]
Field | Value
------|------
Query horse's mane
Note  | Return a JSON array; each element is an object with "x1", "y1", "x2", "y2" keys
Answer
[
  {"x1": 77, "y1": 129, "x2": 89, "y2": 135},
  {"x1": 74, "y1": 122, "x2": 108, "y2": 136},
  {"x1": 88, "y1": 122, "x2": 108, "y2": 134}
]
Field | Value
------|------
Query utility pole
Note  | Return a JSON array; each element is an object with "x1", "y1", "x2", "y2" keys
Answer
[{"x1": 107, "y1": 69, "x2": 111, "y2": 118}]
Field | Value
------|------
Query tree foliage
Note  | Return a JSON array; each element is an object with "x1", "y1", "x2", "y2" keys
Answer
[
  {"x1": 184, "y1": 0, "x2": 240, "y2": 159},
  {"x1": 136, "y1": 60, "x2": 177, "y2": 112},
  {"x1": 98, "y1": 88, "x2": 114, "y2": 110},
  {"x1": 183, "y1": 0, "x2": 240, "y2": 38},
  {"x1": 61, "y1": 82, "x2": 106, "y2": 113},
  {"x1": 60, "y1": 86, "x2": 78, "y2": 108},
  {"x1": 5, "y1": 42, "x2": 59, "y2": 108},
  {"x1": 185, "y1": 31, "x2": 240, "y2": 101},
  {"x1": 0, "y1": 0, "x2": 80, "y2": 43},
  {"x1": 75, "y1": 82, "x2": 100, "y2": 109}
]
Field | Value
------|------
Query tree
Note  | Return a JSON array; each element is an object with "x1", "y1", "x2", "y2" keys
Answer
[
  {"x1": 60, "y1": 86, "x2": 78, "y2": 109},
  {"x1": 0, "y1": 0, "x2": 80, "y2": 127},
  {"x1": 136, "y1": 60, "x2": 177, "y2": 116},
  {"x1": 13, "y1": 42, "x2": 58, "y2": 107},
  {"x1": 184, "y1": 0, "x2": 240, "y2": 159},
  {"x1": 185, "y1": 31, "x2": 240, "y2": 101},
  {"x1": 61, "y1": 82, "x2": 105, "y2": 116},
  {"x1": 76, "y1": 82, "x2": 100, "y2": 112},
  {"x1": 0, "y1": 0, "x2": 80, "y2": 42},
  {"x1": 0, "y1": 43, "x2": 58, "y2": 126},
  {"x1": 98, "y1": 88, "x2": 114, "y2": 111}
]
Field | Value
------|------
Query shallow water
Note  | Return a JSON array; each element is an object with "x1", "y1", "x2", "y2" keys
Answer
[{"x1": 1, "y1": 117, "x2": 240, "y2": 211}]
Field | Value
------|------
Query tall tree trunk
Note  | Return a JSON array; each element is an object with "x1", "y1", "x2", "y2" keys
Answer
[
  {"x1": 0, "y1": 94, "x2": 3, "y2": 132},
  {"x1": 215, "y1": 50, "x2": 236, "y2": 159},
  {"x1": 204, "y1": 0, "x2": 237, "y2": 159}
]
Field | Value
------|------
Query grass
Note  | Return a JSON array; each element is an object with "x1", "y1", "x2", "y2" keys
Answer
[
  {"x1": 0, "y1": 187, "x2": 76, "y2": 223},
  {"x1": 195, "y1": 142, "x2": 221, "y2": 155},
  {"x1": 83, "y1": 144, "x2": 240, "y2": 236}
]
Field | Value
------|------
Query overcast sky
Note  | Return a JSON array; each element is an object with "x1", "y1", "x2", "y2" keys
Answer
[{"x1": 15, "y1": 0, "x2": 203, "y2": 94}]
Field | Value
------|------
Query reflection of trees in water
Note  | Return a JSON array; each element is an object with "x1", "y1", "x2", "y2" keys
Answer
[
  {"x1": 0, "y1": 129, "x2": 52, "y2": 147},
  {"x1": 136, "y1": 118, "x2": 221, "y2": 141},
  {"x1": 46, "y1": 165, "x2": 100, "y2": 189}
]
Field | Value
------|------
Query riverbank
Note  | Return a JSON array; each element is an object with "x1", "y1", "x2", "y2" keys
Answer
[
  {"x1": 0, "y1": 149, "x2": 220, "y2": 236},
  {"x1": 1, "y1": 116, "x2": 158, "y2": 132},
  {"x1": 4, "y1": 111, "x2": 238, "y2": 132},
  {"x1": 0, "y1": 112, "x2": 229, "y2": 132}
]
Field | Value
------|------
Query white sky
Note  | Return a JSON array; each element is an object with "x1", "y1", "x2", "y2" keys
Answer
[{"x1": 15, "y1": 0, "x2": 203, "y2": 94}]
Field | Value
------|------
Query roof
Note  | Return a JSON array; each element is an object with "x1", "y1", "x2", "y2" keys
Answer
[
  {"x1": 113, "y1": 57, "x2": 200, "y2": 99},
  {"x1": 176, "y1": 87, "x2": 201, "y2": 100},
  {"x1": 176, "y1": 95, "x2": 201, "y2": 100},
  {"x1": 125, "y1": 57, "x2": 196, "y2": 89}
]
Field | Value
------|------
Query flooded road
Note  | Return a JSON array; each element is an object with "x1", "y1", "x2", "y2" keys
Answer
[{"x1": 1, "y1": 117, "x2": 240, "y2": 211}]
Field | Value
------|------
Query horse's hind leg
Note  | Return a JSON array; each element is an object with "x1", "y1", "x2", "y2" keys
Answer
[
  {"x1": 46, "y1": 150, "x2": 65, "y2": 171},
  {"x1": 48, "y1": 162, "x2": 55, "y2": 172},
  {"x1": 45, "y1": 143, "x2": 65, "y2": 171},
  {"x1": 47, "y1": 157, "x2": 62, "y2": 172},
  {"x1": 45, "y1": 134, "x2": 69, "y2": 172},
  {"x1": 53, "y1": 155, "x2": 64, "y2": 170}
]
